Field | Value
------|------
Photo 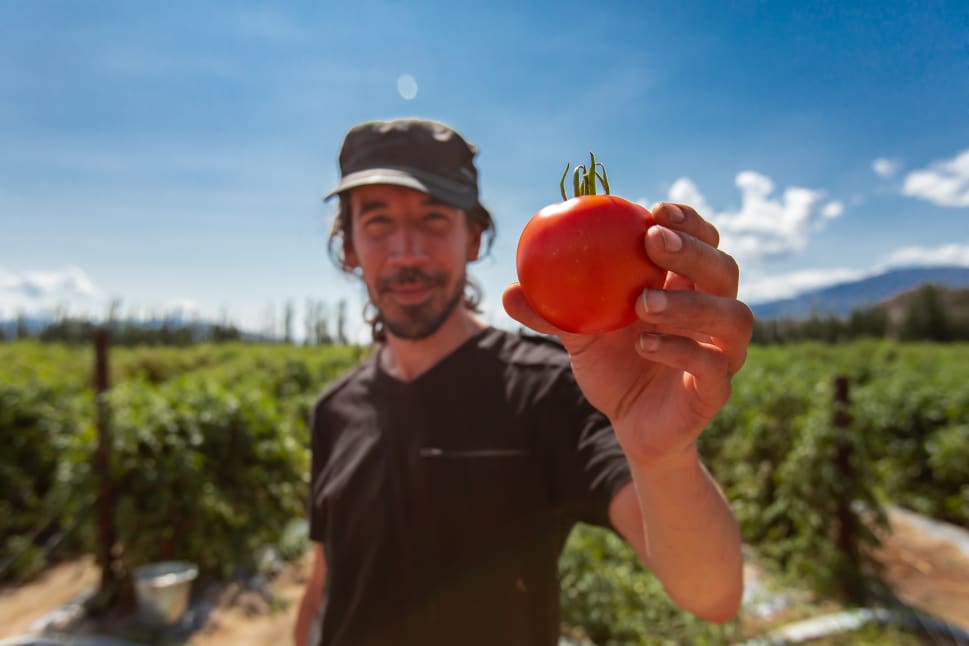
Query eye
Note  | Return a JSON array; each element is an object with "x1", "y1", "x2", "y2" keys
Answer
[
  {"x1": 361, "y1": 214, "x2": 393, "y2": 232},
  {"x1": 422, "y1": 211, "x2": 452, "y2": 230}
]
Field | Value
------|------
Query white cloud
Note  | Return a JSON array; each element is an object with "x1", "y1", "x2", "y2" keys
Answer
[
  {"x1": 822, "y1": 201, "x2": 844, "y2": 219},
  {"x1": 0, "y1": 266, "x2": 97, "y2": 298},
  {"x1": 0, "y1": 266, "x2": 103, "y2": 318},
  {"x1": 739, "y1": 240, "x2": 969, "y2": 304},
  {"x1": 873, "y1": 157, "x2": 902, "y2": 178},
  {"x1": 882, "y1": 242, "x2": 969, "y2": 268},
  {"x1": 902, "y1": 149, "x2": 969, "y2": 207},
  {"x1": 0, "y1": 268, "x2": 226, "y2": 326},
  {"x1": 668, "y1": 172, "x2": 843, "y2": 264},
  {"x1": 740, "y1": 267, "x2": 867, "y2": 304}
]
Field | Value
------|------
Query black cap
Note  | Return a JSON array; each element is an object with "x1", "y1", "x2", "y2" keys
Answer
[{"x1": 325, "y1": 118, "x2": 490, "y2": 222}]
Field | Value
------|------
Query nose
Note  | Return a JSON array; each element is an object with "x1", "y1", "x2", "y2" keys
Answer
[{"x1": 388, "y1": 222, "x2": 426, "y2": 264}]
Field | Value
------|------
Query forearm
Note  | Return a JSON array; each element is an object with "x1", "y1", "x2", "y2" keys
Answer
[
  {"x1": 294, "y1": 544, "x2": 326, "y2": 646},
  {"x1": 628, "y1": 445, "x2": 743, "y2": 623},
  {"x1": 294, "y1": 583, "x2": 322, "y2": 646}
]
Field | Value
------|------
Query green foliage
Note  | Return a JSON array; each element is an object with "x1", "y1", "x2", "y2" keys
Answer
[
  {"x1": 3, "y1": 338, "x2": 969, "y2": 641},
  {"x1": 0, "y1": 372, "x2": 94, "y2": 581},
  {"x1": 0, "y1": 341, "x2": 363, "y2": 585},
  {"x1": 106, "y1": 377, "x2": 308, "y2": 579},
  {"x1": 702, "y1": 341, "x2": 969, "y2": 603},
  {"x1": 925, "y1": 424, "x2": 969, "y2": 520},
  {"x1": 850, "y1": 345, "x2": 969, "y2": 526},
  {"x1": 764, "y1": 390, "x2": 885, "y2": 601},
  {"x1": 559, "y1": 525, "x2": 740, "y2": 645},
  {"x1": 899, "y1": 285, "x2": 951, "y2": 341}
]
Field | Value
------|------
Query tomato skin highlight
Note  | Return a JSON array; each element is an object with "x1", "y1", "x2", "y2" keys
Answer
[{"x1": 515, "y1": 195, "x2": 665, "y2": 334}]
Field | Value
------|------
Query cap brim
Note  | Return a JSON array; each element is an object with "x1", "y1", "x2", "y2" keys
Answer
[{"x1": 324, "y1": 168, "x2": 477, "y2": 210}]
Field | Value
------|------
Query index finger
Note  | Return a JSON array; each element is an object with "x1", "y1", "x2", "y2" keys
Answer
[
  {"x1": 645, "y1": 226, "x2": 740, "y2": 299},
  {"x1": 652, "y1": 202, "x2": 720, "y2": 249}
]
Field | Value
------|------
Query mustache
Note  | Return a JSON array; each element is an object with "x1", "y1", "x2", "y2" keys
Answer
[{"x1": 376, "y1": 267, "x2": 448, "y2": 293}]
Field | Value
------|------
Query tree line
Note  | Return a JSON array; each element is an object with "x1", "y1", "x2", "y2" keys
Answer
[
  {"x1": 8, "y1": 285, "x2": 968, "y2": 347},
  {"x1": 0, "y1": 298, "x2": 351, "y2": 347},
  {"x1": 752, "y1": 284, "x2": 969, "y2": 344}
]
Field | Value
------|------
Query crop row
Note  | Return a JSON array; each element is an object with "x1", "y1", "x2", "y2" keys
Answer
[{"x1": 2, "y1": 340, "x2": 966, "y2": 643}]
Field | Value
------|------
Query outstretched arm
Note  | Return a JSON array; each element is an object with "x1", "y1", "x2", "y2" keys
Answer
[
  {"x1": 608, "y1": 463, "x2": 742, "y2": 623},
  {"x1": 503, "y1": 202, "x2": 752, "y2": 622}
]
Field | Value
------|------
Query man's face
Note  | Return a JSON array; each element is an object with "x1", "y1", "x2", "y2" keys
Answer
[{"x1": 345, "y1": 184, "x2": 482, "y2": 341}]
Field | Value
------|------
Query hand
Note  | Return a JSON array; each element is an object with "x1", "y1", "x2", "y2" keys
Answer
[{"x1": 502, "y1": 202, "x2": 753, "y2": 467}]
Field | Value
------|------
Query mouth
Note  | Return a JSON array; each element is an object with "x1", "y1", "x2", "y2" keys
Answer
[
  {"x1": 377, "y1": 269, "x2": 447, "y2": 306},
  {"x1": 386, "y1": 282, "x2": 433, "y2": 305}
]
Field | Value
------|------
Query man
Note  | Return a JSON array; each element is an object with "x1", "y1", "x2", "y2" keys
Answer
[{"x1": 295, "y1": 118, "x2": 753, "y2": 645}]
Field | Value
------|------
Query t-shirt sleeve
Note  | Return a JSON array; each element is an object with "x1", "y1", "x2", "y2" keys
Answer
[
  {"x1": 308, "y1": 402, "x2": 327, "y2": 543},
  {"x1": 544, "y1": 366, "x2": 632, "y2": 530}
]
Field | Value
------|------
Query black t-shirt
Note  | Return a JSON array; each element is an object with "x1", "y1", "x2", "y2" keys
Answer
[{"x1": 308, "y1": 326, "x2": 631, "y2": 646}]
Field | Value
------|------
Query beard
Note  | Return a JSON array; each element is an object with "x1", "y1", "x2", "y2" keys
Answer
[{"x1": 373, "y1": 266, "x2": 467, "y2": 341}]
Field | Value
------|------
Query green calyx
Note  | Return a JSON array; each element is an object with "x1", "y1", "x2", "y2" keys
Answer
[{"x1": 560, "y1": 152, "x2": 611, "y2": 201}]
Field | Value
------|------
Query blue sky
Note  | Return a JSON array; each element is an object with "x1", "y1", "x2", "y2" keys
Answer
[{"x1": 2, "y1": 1, "x2": 968, "y2": 340}]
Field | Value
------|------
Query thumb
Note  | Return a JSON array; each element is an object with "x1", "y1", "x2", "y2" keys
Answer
[{"x1": 501, "y1": 284, "x2": 562, "y2": 336}]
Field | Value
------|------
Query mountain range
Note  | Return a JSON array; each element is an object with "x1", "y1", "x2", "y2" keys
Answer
[{"x1": 749, "y1": 266, "x2": 969, "y2": 320}]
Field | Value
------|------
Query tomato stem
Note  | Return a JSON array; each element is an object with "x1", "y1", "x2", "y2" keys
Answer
[
  {"x1": 559, "y1": 164, "x2": 571, "y2": 201},
  {"x1": 573, "y1": 165, "x2": 583, "y2": 198},
  {"x1": 596, "y1": 166, "x2": 610, "y2": 194},
  {"x1": 559, "y1": 153, "x2": 612, "y2": 199}
]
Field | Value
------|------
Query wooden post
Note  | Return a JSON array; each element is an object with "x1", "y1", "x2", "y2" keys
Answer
[
  {"x1": 94, "y1": 328, "x2": 116, "y2": 602},
  {"x1": 833, "y1": 375, "x2": 862, "y2": 602}
]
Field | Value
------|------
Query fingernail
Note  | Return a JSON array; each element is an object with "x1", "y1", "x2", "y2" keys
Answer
[
  {"x1": 659, "y1": 226, "x2": 683, "y2": 252},
  {"x1": 639, "y1": 333, "x2": 660, "y2": 353},
  {"x1": 640, "y1": 289, "x2": 667, "y2": 314},
  {"x1": 666, "y1": 204, "x2": 685, "y2": 223}
]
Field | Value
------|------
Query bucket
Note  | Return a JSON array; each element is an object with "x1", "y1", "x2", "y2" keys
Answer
[{"x1": 132, "y1": 561, "x2": 198, "y2": 626}]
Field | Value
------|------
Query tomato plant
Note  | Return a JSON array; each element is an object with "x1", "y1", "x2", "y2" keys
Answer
[{"x1": 515, "y1": 154, "x2": 665, "y2": 334}]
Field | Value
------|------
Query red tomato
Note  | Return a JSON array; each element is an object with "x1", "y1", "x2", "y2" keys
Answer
[{"x1": 516, "y1": 194, "x2": 665, "y2": 334}]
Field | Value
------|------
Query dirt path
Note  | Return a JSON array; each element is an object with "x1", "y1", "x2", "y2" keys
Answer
[
  {"x1": 188, "y1": 550, "x2": 312, "y2": 646},
  {"x1": 873, "y1": 509, "x2": 969, "y2": 631},
  {"x1": 2, "y1": 509, "x2": 967, "y2": 643},
  {"x1": 0, "y1": 555, "x2": 99, "y2": 639},
  {"x1": 0, "y1": 552, "x2": 311, "y2": 644}
]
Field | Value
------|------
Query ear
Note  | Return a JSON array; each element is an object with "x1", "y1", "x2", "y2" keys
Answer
[
  {"x1": 343, "y1": 239, "x2": 360, "y2": 270},
  {"x1": 466, "y1": 221, "x2": 483, "y2": 262}
]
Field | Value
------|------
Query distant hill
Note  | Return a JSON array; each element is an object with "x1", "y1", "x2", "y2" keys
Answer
[
  {"x1": 750, "y1": 266, "x2": 969, "y2": 320},
  {"x1": 876, "y1": 284, "x2": 969, "y2": 328}
]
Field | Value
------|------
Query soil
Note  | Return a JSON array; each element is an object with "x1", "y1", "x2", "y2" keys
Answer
[
  {"x1": 188, "y1": 549, "x2": 313, "y2": 646},
  {"x1": 0, "y1": 555, "x2": 100, "y2": 638},
  {"x1": 1, "y1": 509, "x2": 967, "y2": 644},
  {"x1": 871, "y1": 510, "x2": 969, "y2": 632},
  {"x1": 0, "y1": 552, "x2": 313, "y2": 645}
]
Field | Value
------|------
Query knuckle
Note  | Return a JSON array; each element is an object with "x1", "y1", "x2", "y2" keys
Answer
[
  {"x1": 682, "y1": 230, "x2": 702, "y2": 258},
  {"x1": 710, "y1": 351, "x2": 730, "y2": 377},
  {"x1": 677, "y1": 202, "x2": 701, "y2": 222},
  {"x1": 737, "y1": 301, "x2": 755, "y2": 338},
  {"x1": 706, "y1": 221, "x2": 721, "y2": 248},
  {"x1": 724, "y1": 255, "x2": 740, "y2": 288},
  {"x1": 739, "y1": 350, "x2": 748, "y2": 372}
]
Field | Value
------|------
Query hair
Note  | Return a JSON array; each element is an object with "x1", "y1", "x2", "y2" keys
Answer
[{"x1": 327, "y1": 196, "x2": 496, "y2": 343}]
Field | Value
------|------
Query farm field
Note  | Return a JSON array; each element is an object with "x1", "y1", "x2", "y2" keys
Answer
[{"x1": 2, "y1": 339, "x2": 968, "y2": 644}]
